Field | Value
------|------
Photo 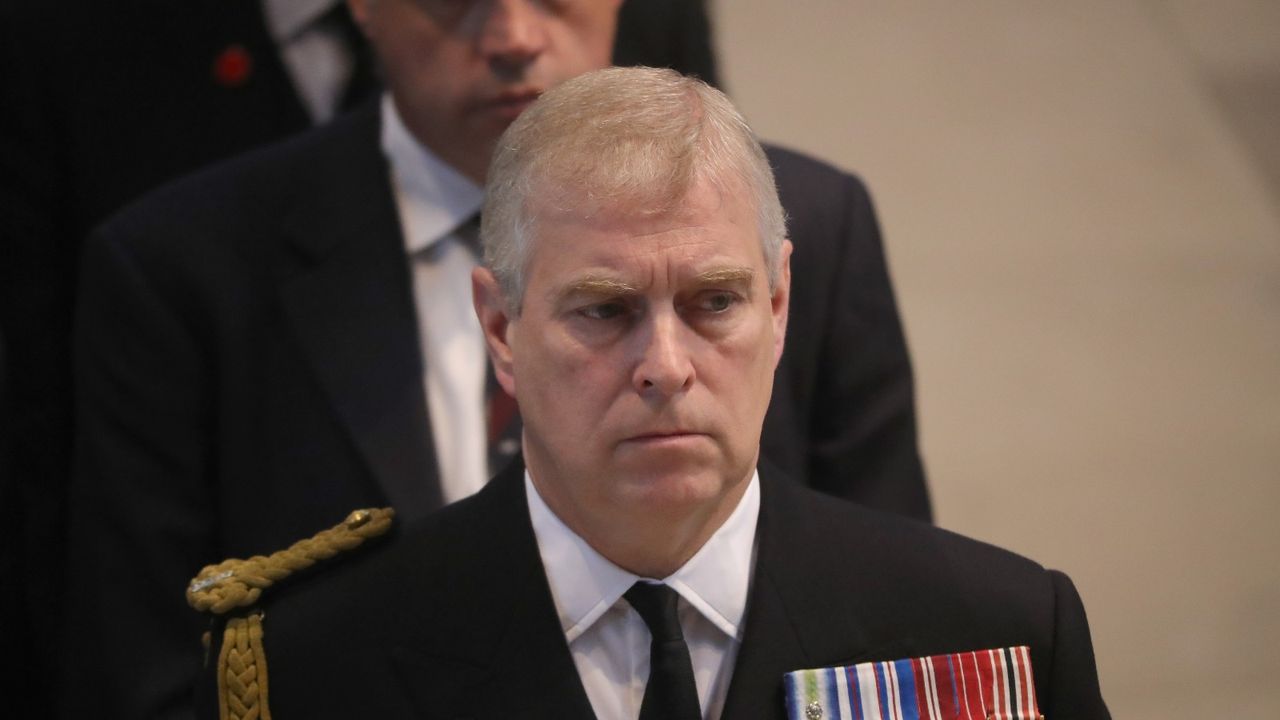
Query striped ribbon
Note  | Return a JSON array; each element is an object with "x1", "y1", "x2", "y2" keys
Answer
[{"x1": 784, "y1": 646, "x2": 1042, "y2": 720}]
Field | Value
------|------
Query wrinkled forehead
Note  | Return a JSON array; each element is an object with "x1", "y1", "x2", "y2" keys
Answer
[
  {"x1": 522, "y1": 175, "x2": 765, "y2": 281},
  {"x1": 524, "y1": 166, "x2": 751, "y2": 233}
]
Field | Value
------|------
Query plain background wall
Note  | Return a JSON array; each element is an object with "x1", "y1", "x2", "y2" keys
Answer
[{"x1": 712, "y1": 1, "x2": 1280, "y2": 718}]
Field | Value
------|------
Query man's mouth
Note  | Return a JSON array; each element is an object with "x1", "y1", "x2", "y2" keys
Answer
[{"x1": 623, "y1": 430, "x2": 709, "y2": 446}]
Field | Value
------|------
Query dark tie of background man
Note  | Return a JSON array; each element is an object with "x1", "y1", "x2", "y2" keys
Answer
[{"x1": 625, "y1": 582, "x2": 703, "y2": 720}]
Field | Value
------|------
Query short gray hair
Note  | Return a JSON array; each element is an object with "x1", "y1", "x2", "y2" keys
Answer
[{"x1": 481, "y1": 66, "x2": 787, "y2": 312}]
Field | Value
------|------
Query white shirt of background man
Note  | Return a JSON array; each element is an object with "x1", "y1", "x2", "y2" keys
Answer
[{"x1": 381, "y1": 93, "x2": 489, "y2": 504}]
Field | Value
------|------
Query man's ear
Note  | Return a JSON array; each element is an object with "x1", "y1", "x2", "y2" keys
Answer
[
  {"x1": 472, "y1": 266, "x2": 518, "y2": 397},
  {"x1": 771, "y1": 240, "x2": 793, "y2": 366}
]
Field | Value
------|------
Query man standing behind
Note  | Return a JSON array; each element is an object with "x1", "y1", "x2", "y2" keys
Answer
[
  {"x1": 191, "y1": 67, "x2": 1107, "y2": 719},
  {"x1": 64, "y1": 1, "x2": 925, "y2": 715}
]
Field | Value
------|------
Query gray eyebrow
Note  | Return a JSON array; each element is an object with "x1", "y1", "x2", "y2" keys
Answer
[
  {"x1": 552, "y1": 266, "x2": 755, "y2": 304},
  {"x1": 559, "y1": 277, "x2": 642, "y2": 296},
  {"x1": 692, "y1": 267, "x2": 755, "y2": 285}
]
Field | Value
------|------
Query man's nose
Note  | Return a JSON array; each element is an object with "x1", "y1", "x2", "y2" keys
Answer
[
  {"x1": 632, "y1": 312, "x2": 696, "y2": 397},
  {"x1": 478, "y1": 0, "x2": 548, "y2": 75}
]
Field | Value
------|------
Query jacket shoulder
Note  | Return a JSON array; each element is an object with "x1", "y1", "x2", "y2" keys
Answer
[
  {"x1": 776, "y1": 488, "x2": 1109, "y2": 717},
  {"x1": 187, "y1": 507, "x2": 396, "y2": 618},
  {"x1": 761, "y1": 475, "x2": 1063, "y2": 657},
  {"x1": 190, "y1": 507, "x2": 397, "y2": 720},
  {"x1": 216, "y1": 470, "x2": 536, "y2": 661},
  {"x1": 789, "y1": 481, "x2": 1051, "y2": 593},
  {"x1": 93, "y1": 104, "x2": 381, "y2": 244},
  {"x1": 763, "y1": 142, "x2": 871, "y2": 202}
]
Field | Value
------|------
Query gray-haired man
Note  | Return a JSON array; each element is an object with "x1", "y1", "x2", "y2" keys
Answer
[{"x1": 192, "y1": 67, "x2": 1107, "y2": 720}]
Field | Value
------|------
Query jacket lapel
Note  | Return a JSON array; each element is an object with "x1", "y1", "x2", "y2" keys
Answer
[
  {"x1": 475, "y1": 568, "x2": 599, "y2": 719},
  {"x1": 385, "y1": 573, "x2": 595, "y2": 720},
  {"x1": 387, "y1": 460, "x2": 596, "y2": 719},
  {"x1": 276, "y1": 103, "x2": 442, "y2": 520},
  {"x1": 722, "y1": 464, "x2": 881, "y2": 719},
  {"x1": 721, "y1": 564, "x2": 811, "y2": 720}
]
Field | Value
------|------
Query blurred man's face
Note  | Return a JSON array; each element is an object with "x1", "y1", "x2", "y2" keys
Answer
[
  {"x1": 475, "y1": 176, "x2": 791, "y2": 561},
  {"x1": 349, "y1": 0, "x2": 621, "y2": 182}
]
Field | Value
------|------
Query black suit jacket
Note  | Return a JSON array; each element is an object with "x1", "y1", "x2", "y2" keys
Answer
[
  {"x1": 197, "y1": 459, "x2": 1107, "y2": 719},
  {"x1": 62, "y1": 102, "x2": 926, "y2": 716}
]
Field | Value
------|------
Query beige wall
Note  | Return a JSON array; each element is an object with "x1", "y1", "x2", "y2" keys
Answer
[{"x1": 712, "y1": 1, "x2": 1280, "y2": 717}]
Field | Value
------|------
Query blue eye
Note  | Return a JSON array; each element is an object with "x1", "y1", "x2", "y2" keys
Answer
[{"x1": 700, "y1": 292, "x2": 737, "y2": 313}]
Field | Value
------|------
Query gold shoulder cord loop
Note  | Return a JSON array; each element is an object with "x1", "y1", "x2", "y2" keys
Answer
[
  {"x1": 219, "y1": 611, "x2": 270, "y2": 720},
  {"x1": 187, "y1": 508, "x2": 395, "y2": 720}
]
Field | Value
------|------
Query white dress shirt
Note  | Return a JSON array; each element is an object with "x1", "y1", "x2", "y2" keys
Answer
[
  {"x1": 381, "y1": 94, "x2": 489, "y2": 504},
  {"x1": 263, "y1": 0, "x2": 353, "y2": 124},
  {"x1": 526, "y1": 470, "x2": 761, "y2": 720}
]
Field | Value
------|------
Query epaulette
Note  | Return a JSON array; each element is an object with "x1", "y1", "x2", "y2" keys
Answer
[{"x1": 187, "y1": 508, "x2": 394, "y2": 720}]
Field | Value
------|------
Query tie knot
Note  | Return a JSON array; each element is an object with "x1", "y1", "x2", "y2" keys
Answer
[{"x1": 625, "y1": 582, "x2": 685, "y2": 643}]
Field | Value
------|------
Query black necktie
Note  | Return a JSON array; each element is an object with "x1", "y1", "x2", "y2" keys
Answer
[{"x1": 624, "y1": 582, "x2": 702, "y2": 720}]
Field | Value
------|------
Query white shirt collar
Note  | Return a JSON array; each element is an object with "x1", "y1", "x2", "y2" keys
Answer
[
  {"x1": 379, "y1": 93, "x2": 485, "y2": 255},
  {"x1": 526, "y1": 468, "x2": 760, "y2": 644},
  {"x1": 262, "y1": 0, "x2": 339, "y2": 42}
]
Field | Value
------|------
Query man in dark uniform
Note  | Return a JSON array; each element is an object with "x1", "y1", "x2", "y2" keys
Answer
[
  {"x1": 60, "y1": 1, "x2": 926, "y2": 716},
  {"x1": 192, "y1": 67, "x2": 1106, "y2": 720}
]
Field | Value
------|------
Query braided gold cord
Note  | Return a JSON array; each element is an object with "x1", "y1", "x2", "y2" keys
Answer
[
  {"x1": 187, "y1": 507, "x2": 394, "y2": 614},
  {"x1": 217, "y1": 614, "x2": 271, "y2": 720}
]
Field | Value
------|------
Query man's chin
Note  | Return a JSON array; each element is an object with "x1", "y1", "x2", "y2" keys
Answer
[{"x1": 611, "y1": 455, "x2": 741, "y2": 511}]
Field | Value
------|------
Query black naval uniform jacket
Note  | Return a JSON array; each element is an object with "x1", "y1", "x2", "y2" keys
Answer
[
  {"x1": 64, "y1": 101, "x2": 927, "y2": 716},
  {"x1": 197, "y1": 459, "x2": 1109, "y2": 719}
]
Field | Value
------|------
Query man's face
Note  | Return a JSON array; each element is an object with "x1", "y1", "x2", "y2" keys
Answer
[
  {"x1": 349, "y1": 0, "x2": 621, "y2": 182},
  {"x1": 478, "y1": 176, "x2": 792, "y2": 543}
]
